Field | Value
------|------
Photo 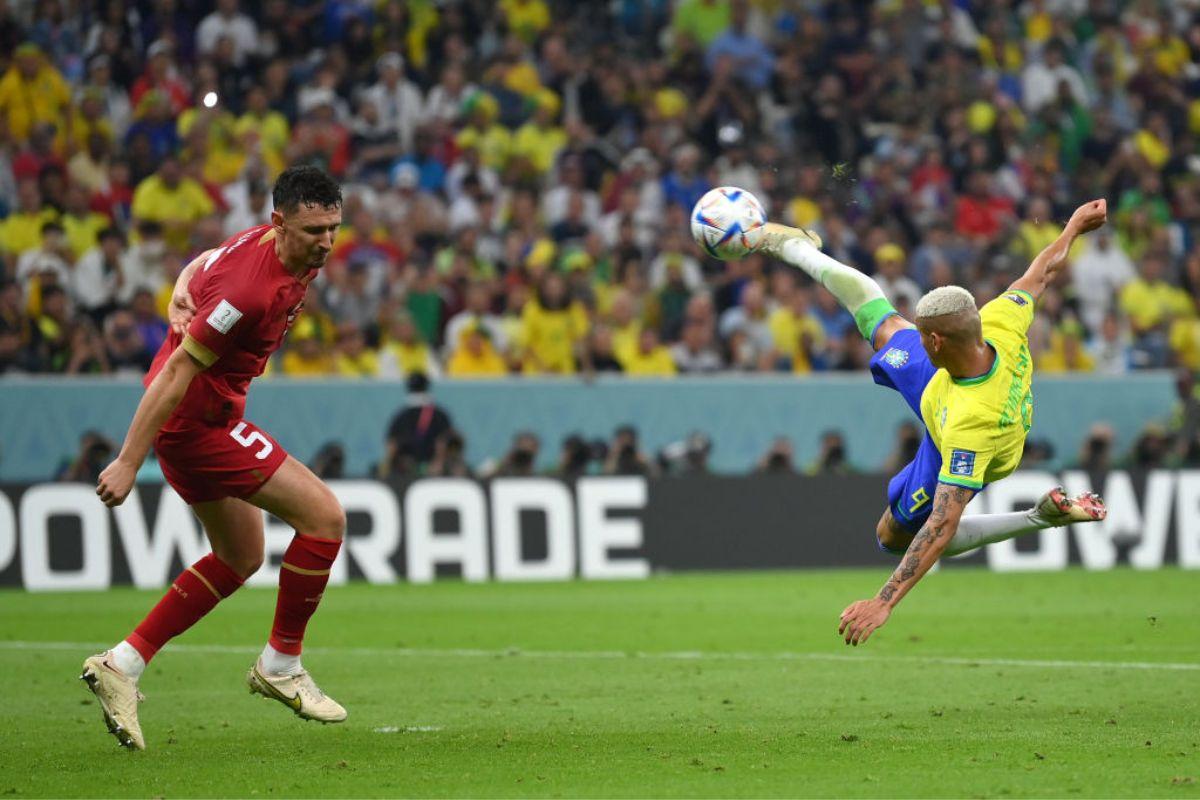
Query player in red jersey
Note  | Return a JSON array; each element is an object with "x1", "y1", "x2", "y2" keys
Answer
[{"x1": 81, "y1": 166, "x2": 348, "y2": 750}]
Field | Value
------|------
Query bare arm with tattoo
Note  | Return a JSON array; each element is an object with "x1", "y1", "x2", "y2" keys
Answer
[{"x1": 838, "y1": 483, "x2": 975, "y2": 646}]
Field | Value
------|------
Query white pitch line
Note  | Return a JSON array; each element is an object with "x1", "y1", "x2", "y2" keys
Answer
[{"x1": 1, "y1": 639, "x2": 1197, "y2": 672}]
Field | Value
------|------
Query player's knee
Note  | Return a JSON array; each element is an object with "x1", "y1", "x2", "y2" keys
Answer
[
  {"x1": 214, "y1": 546, "x2": 264, "y2": 579},
  {"x1": 313, "y1": 491, "x2": 346, "y2": 540},
  {"x1": 876, "y1": 510, "x2": 912, "y2": 554}
]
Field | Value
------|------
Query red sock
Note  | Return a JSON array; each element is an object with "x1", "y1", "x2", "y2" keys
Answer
[
  {"x1": 269, "y1": 533, "x2": 341, "y2": 656},
  {"x1": 127, "y1": 553, "x2": 244, "y2": 662}
]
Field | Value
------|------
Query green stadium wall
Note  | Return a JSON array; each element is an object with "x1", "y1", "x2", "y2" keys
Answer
[{"x1": 0, "y1": 373, "x2": 1178, "y2": 482}]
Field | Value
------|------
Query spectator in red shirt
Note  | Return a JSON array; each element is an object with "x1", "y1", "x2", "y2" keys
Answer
[
  {"x1": 954, "y1": 171, "x2": 1015, "y2": 243},
  {"x1": 129, "y1": 40, "x2": 190, "y2": 115}
]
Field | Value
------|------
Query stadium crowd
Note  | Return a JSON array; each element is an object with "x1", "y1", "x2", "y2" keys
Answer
[{"x1": 2, "y1": 0, "x2": 1200, "y2": 380}]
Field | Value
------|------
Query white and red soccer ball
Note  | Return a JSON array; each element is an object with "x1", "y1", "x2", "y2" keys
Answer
[{"x1": 690, "y1": 186, "x2": 766, "y2": 260}]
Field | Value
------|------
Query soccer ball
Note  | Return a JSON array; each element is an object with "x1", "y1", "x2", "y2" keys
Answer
[{"x1": 690, "y1": 186, "x2": 767, "y2": 260}]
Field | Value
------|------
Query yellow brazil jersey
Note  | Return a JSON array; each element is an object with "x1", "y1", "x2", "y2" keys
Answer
[
  {"x1": 919, "y1": 289, "x2": 1035, "y2": 491},
  {"x1": 519, "y1": 300, "x2": 588, "y2": 374}
]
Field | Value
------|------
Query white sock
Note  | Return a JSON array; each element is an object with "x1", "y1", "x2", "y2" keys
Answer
[
  {"x1": 943, "y1": 507, "x2": 1058, "y2": 557},
  {"x1": 260, "y1": 643, "x2": 303, "y2": 676},
  {"x1": 110, "y1": 640, "x2": 145, "y2": 681},
  {"x1": 780, "y1": 239, "x2": 887, "y2": 318}
]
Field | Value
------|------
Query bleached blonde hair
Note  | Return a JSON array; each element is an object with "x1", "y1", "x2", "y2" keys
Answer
[{"x1": 915, "y1": 285, "x2": 977, "y2": 320}]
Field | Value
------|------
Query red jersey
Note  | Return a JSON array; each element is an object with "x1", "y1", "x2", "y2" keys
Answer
[{"x1": 145, "y1": 225, "x2": 314, "y2": 432}]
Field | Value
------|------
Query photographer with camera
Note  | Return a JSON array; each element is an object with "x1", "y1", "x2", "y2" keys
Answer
[{"x1": 58, "y1": 430, "x2": 116, "y2": 483}]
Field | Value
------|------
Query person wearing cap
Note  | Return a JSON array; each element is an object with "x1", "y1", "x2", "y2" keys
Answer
[
  {"x1": 280, "y1": 317, "x2": 336, "y2": 377},
  {"x1": 511, "y1": 88, "x2": 567, "y2": 176},
  {"x1": 363, "y1": 52, "x2": 424, "y2": 154},
  {"x1": 872, "y1": 243, "x2": 921, "y2": 311},
  {"x1": 455, "y1": 91, "x2": 511, "y2": 172},
  {"x1": 130, "y1": 40, "x2": 189, "y2": 115},
  {"x1": 0, "y1": 42, "x2": 72, "y2": 145}
]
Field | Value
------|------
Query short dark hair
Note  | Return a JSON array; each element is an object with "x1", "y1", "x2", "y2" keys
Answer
[{"x1": 272, "y1": 165, "x2": 342, "y2": 214}]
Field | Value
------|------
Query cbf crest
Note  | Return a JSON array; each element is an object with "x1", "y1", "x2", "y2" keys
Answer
[{"x1": 882, "y1": 347, "x2": 909, "y2": 368}]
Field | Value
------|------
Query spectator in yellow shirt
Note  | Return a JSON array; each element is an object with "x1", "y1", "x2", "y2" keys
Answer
[
  {"x1": 447, "y1": 324, "x2": 509, "y2": 377},
  {"x1": 0, "y1": 43, "x2": 72, "y2": 146},
  {"x1": 71, "y1": 87, "x2": 115, "y2": 154},
  {"x1": 235, "y1": 86, "x2": 291, "y2": 179},
  {"x1": 0, "y1": 179, "x2": 58, "y2": 261},
  {"x1": 768, "y1": 285, "x2": 826, "y2": 373},
  {"x1": 499, "y1": 0, "x2": 550, "y2": 44},
  {"x1": 519, "y1": 272, "x2": 589, "y2": 374},
  {"x1": 1119, "y1": 255, "x2": 1195, "y2": 334},
  {"x1": 619, "y1": 328, "x2": 678, "y2": 376},
  {"x1": 281, "y1": 318, "x2": 336, "y2": 376},
  {"x1": 455, "y1": 91, "x2": 511, "y2": 172},
  {"x1": 379, "y1": 311, "x2": 441, "y2": 379},
  {"x1": 1119, "y1": 254, "x2": 1195, "y2": 368},
  {"x1": 1037, "y1": 318, "x2": 1095, "y2": 373},
  {"x1": 1169, "y1": 316, "x2": 1200, "y2": 371},
  {"x1": 131, "y1": 156, "x2": 216, "y2": 253},
  {"x1": 332, "y1": 322, "x2": 380, "y2": 377},
  {"x1": 511, "y1": 89, "x2": 567, "y2": 177},
  {"x1": 606, "y1": 288, "x2": 642, "y2": 364},
  {"x1": 61, "y1": 185, "x2": 110, "y2": 260}
]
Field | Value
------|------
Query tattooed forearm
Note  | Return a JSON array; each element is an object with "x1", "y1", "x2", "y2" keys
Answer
[{"x1": 876, "y1": 485, "x2": 973, "y2": 607}]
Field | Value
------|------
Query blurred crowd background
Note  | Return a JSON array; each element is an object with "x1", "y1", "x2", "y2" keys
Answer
[{"x1": 3, "y1": 0, "x2": 1200, "y2": 476}]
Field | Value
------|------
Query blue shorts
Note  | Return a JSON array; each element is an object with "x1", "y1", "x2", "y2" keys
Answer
[{"x1": 869, "y1": 328, "x2": 943, "y2": 537}]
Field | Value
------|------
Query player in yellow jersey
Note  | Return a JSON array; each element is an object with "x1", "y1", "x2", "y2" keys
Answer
[{"x1": 759, "y1": 200, "x2": 1111, "y2": 645}]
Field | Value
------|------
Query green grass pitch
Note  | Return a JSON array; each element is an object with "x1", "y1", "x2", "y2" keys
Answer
[{"x1": 2, "y1": 568, "x2": 1198, "y2": 798}]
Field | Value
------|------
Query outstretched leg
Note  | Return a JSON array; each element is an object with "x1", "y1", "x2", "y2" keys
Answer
[
  {"x1": 878, "y1": 487, "x2": 1107, "y2": 558},
  {"x1": 941, "y1": 487, "x2": 1107, "y2": 556},
  {"x1": 761, "y1": 224, "x2": 911, "y2": 350}
]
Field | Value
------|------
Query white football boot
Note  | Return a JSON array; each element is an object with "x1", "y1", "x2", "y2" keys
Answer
[
  {"x1": 757, "y1": 222, "x2": 824, "y2": 259},
  {"x1": 247, "y1": 660, "x2": 347, "y2": 723},
  {"x1": 81, "y1": 652, "x2": 146, "y2": 750}
]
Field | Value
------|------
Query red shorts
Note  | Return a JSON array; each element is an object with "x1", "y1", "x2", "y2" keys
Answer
[{"x1": 154, "y1": 418, "x2": 289, "y2": 506}]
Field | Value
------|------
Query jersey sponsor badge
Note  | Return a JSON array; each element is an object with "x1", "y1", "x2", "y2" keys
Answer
[
  {"x1": 949, "y1": 449, "x2": 976, "y2": 476},
  {"x1": 1005, "y1": 292, "x2": 1029, "y2": 306},
  {"x1": 882, "y1": 347, "x2": 909, "y2": 368},
  {"x1": 206, "y1": 299, "x2": 243, "y2": 334}
]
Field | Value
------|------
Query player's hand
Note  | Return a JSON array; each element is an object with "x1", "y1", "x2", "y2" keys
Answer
[
  {"x1": 169, "y1": 286, "x2": 196, "y2": 335},
  {"x1": 839, "y1": 598, "x2": 892, "y2": 646},
  {"x1": 96, "y1": 457, "x2": 137, "y2": 507},
  {"x1": 1067, "y1": 199, "x2": 1107, "y2": 235}
]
